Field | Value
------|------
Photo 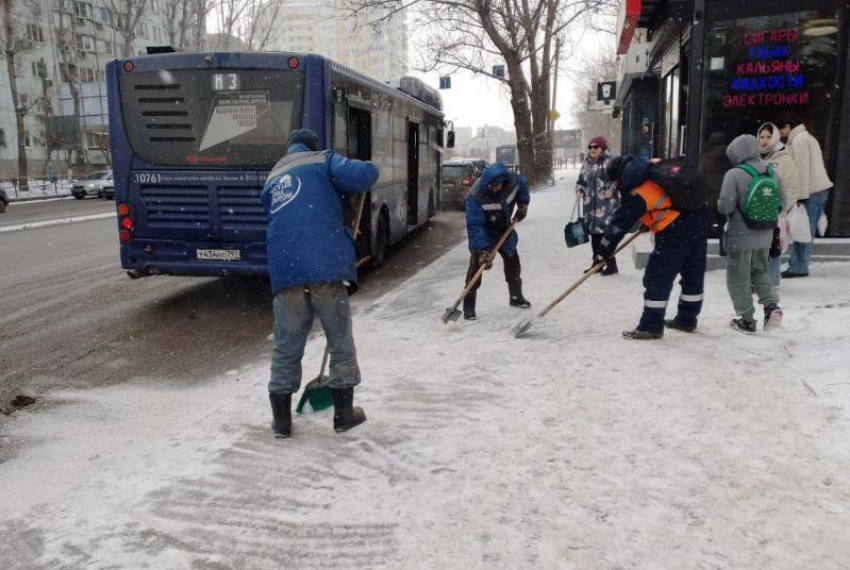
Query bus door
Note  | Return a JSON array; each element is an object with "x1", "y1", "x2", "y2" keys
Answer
[
  {"x1": 407, "y1": 120, "x2": 420, "y2": 226},
  {"x1": 333, "y1": 91, "x2": 372, "y2": 254}
]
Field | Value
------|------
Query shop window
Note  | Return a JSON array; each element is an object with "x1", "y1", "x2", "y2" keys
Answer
[{"x1": 699, "y1": 7, "x2": 844, "y2": 187}]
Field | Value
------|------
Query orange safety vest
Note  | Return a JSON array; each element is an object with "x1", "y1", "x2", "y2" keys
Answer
[{"x1": 633, "y1": 180, "x2": 679, "y2": 234}]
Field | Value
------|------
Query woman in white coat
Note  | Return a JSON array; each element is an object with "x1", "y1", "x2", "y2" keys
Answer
[
  {"x1": 757, "y1": 122, "x2": 802, "y2": 286},
  {"x1": 778, "y1": 118, "x2": 832, "y2": 278}
]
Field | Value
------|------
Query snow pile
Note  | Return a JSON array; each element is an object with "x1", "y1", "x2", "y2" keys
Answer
[{"x1": 1, "y1": 169, "x2": 849, "y2": 569}]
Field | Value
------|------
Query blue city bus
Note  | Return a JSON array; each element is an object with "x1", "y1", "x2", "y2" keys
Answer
[{"x1": 106, "y1": 51, "x2": 450, "y2": 278}]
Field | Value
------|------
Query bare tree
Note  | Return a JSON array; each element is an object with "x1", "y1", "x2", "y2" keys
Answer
[
  {"x1": 109, "y1": 0, "x2": 151, "y2": 57},
  {"x1": 571, "y1": 37, "x2": 620, "y2": 153},
  {"x1": 53, "y1": 0, "x2": 86, "y2": 167},
  {"x1": 165, "y1": 0, "x2": 213, "y2": 49},
  {"x1": 238, "y1": 0, "x2": 282, "y2": 51},
  {"x1": 1, "y1": 0, "x2": 46, "y2": 190},
  {"x1": 344, "y1": 0, "x2": 617, "y2": 184}
]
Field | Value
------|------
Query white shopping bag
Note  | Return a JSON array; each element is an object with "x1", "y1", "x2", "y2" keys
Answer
[
  {"x1": 817, "y1": 211, "x2": 828, "y2": 237},
  {"x1": 788, "y1": 203, "x2": 812, "y2": 243},
  {"x1": 778, "y1": 214, "x2": 791, "y2": 252}
]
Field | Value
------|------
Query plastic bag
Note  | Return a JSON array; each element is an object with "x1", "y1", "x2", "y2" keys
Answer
[
  {"x1": 564, "y1": 199, "x2": 590, "y2": 248},
  {"x1": 787, "y1": 203, "x2": 812, "y2": 243},
  {"x1": 777, "y1": 213, "x2": 791, "y2": 253},
  {"x1": 817, "y1": 211, "x2": 828, "y2": 237}
]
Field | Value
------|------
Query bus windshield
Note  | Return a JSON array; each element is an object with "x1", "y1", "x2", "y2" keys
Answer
[{"x1": 118, "y1": 68, "x2": 303, "y2": 167}]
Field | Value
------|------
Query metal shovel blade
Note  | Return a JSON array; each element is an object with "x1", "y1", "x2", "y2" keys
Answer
[
  {"x1": 511, "y1": 317, "x2": 535, "y2": 338},
  {"x1": 441, "y1": 307, "x2": 461, "y2": 323}
]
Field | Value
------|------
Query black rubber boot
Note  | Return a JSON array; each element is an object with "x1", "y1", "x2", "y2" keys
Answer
[
  {"x1": 622, "y1": 328, "x2": 663, "y2": 340},
  {"x1": 508, "y1": 280, "x2": 531, "y2": 308},
  {"x1": 269, "y1": 393, "x2": 292, "y2": 438},
  {"x1": 463, "y1": 291, "x2": 477, "y2": 320},
  {"x1": 600, "y1": 256, "x2": 618, "y2": 276},
  {"x1": 332, "y1": 388, "x2": 367, "y2": 433}
]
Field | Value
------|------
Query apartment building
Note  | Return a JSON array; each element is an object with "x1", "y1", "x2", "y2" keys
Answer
[
  {"x1": 263, "y1": 0, "x2": 408, "y2": 82},
  {"x1": 0, "y1": 0, "x2": 202, "y2": 180}
]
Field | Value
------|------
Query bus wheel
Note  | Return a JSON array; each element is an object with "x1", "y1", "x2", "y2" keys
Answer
[{"x1": 370, "y1": 213, "x2": 388, "y2": 268}]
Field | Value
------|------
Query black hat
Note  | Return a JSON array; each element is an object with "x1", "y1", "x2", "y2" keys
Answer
[{"x1": 285, "y1": 128, "x2": 319, "y2": 152}]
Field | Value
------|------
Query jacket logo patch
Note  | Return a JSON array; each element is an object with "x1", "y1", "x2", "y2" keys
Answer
[{"x1": 269, "y1": 174, "x2": 301, "y2": 214}]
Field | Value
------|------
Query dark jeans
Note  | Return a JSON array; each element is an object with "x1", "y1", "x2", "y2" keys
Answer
[{"x1": 465, "y1": 250, "x2": 522, "y2": 291}]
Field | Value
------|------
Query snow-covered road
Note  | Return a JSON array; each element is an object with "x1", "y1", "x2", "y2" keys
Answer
[{"x1": 2, "y1": 169, "x2": 849, "y2": 569}]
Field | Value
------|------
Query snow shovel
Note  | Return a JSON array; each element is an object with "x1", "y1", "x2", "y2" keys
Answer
[
  {"x1": 511, "y1": 229, "x2": 647, "y2": 338},
  {"x1": 296, "y1": 194, "x2": 368, "y2": 414},
  {"x1": 441, "y1": 219, "x2": 520, "y2": 323}
]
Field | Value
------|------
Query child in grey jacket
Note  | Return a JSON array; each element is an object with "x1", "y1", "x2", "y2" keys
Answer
[{"x1": 718, "y1": 134, "x2": 787, "y2": 333}]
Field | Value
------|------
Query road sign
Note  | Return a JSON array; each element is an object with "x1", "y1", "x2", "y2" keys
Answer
[
  {"x1": 493, "y1": 65, "x2": 505, "y2": 79},
  {"x1": 439, "y1": 76, "x2": 452, "y2": 89},
  {"x1": 548, "y1": 109, "x2": 561, "y2": 121}
]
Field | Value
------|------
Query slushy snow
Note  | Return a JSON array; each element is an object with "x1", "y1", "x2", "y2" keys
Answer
[{"x1": 1, "y1": 169, "x2": 849, "y2": 569}]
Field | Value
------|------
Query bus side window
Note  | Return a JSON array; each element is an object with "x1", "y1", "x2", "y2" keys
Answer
[{"x1": 334, "y1": 90, "x2": 348, "y2": 155}]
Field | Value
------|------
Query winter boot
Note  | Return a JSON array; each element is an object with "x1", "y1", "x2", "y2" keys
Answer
[
  {"x1": 508, "y1": 281, "x2": 532, "y2": 308},
  {"x1": 622, "y1": 328, "x2": 663, "y2": 340},
  {"x1": 764, "y1": 305, "x2": 783, "y2": 332},
  {"x1": 463, "y1": 291, "x2": 477, "y2": 321},
  {"x1": 730, "y1": 317, "x2": 757, "y2": 334},
  {"x1": 269, "y1": 392, "x2": 292, "y2": 439},
  {"x1": 664, "y1": 318, "x2": 696, "y2": 333},
  {"x1": 600, "y1": 256, "x2": 619, "y2": 276},
  {"x1": 332, "y1": 388, "x2": 367, "y2": 433}
]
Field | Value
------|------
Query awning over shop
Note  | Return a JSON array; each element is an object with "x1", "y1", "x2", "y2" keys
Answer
[
  {"x1": 617, "y1": 0, "x2": 642, "y2": 54},
  {"x1": 617, "y1": 0, "x2": 667, "y2": 54}
]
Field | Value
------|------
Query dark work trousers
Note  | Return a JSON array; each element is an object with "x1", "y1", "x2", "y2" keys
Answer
[
  {"x1": 466, "y1": 250, "x2": 522, "y2": 292},
  {"x1": 639, "y1": 209, "x2": 711, "y2": 333}
]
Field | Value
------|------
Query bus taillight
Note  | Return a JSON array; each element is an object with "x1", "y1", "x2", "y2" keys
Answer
[
  {"x1": 117, "y1": 202, "x2": 134, "y2": 242},
  {"x1": 123, "y1": 61, "x2": 134, "y2": 72},
  {"x1": 462, "y1": 177, "x2": 472, "y2": 186},
  {"x1": 288, "y1": 57, "x2": 299, "y2": 69}
]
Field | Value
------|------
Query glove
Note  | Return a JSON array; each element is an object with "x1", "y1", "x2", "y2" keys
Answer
[
  {"x1": 478, "y1": 250, "x2": 494, "y2": 270},
  {"x1": 513, "y1": 204, "x2": 528, "y2": 222}
]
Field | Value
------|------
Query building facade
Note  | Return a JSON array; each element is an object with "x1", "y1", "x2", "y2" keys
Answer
[
  {"x1": 0, "y1": 0, "x2": 201, "y2": 180},
  {"x1": 263, "y1": 0, "x2": 408, "y2": 82},
  {"x1": 615, "y1": 0, "x2": 849, "y2": 235}
]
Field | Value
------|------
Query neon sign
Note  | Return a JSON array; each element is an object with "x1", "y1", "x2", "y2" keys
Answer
[{"x1": 723, "y1": 27, "x2": 809, "y2": 108}]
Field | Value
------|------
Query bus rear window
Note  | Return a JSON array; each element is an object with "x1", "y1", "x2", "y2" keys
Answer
[{"x1": 119, "y1": 68, "x2": 303, "y2": 166}]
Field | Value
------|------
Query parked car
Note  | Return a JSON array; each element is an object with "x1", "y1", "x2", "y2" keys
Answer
[
  {"x1": 0, "y1": 188, "x2": 9, "y2": 213},
  {"x1": 71, "y1": 170, "x2": 112, "y2": 199},
  {"x1": 98, "y1": 178, "x2": 115, "y2": 200},
  {"x1": 440, "y1": 160, "x2": 481, "y2": 209}
]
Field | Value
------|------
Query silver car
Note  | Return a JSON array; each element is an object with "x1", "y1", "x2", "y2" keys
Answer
[{"x1": 71, "y1": 170, "x2": 113, "y2": 199}]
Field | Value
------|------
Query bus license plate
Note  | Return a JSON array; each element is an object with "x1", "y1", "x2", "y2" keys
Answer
[{"x1": 197, "y1": 249, "x2": 241, "y2": 261}]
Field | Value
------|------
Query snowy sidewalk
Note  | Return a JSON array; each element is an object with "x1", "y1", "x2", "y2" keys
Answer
[{"x1": 2, "y1": 170, "x2": 849, "y2": 569}]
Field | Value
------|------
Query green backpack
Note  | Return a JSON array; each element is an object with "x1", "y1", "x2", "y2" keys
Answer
[{"x1": 735, "y1": 163, "x2": 782, "y2": 230}]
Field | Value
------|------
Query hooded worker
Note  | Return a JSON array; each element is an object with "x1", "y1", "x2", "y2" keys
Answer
[{"x1": 462, "y1": 162, "x2": 531, "y2": 320}]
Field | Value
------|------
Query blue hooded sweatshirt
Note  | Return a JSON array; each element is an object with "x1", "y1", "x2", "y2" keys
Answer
[
  {"x1": 465, "y1": 162, "x2": 530, "y2": 256},
  {"x1": 261, "y1": 143, "x2": 379, "y2": 294}
]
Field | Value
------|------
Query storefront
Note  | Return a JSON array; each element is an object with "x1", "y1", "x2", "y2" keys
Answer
[{"x1": 616, "y1": 0, "x2": 850, "y2": 235}]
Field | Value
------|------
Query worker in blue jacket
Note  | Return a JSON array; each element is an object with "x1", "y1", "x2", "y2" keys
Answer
[
  {"x1": 463, "y1": 162, "x2": 531, "y2": 320},
  {"x1": 261, "y1": 128, "x2": 379, "y2": 438}
]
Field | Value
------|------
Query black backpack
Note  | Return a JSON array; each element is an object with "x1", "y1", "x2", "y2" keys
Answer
[{"x1": 647, "y1": 158, "x2": 711, "y2": 212}]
